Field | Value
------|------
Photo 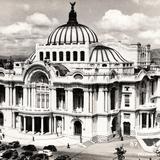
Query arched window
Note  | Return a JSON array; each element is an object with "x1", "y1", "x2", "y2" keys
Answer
[
  {"x1": 39, "y1": 52, "x2": 43, "y2": 61},
  {"x1": 52, "y1": 52, "x2": 57, "y2": 61},
  {"x1": 30, "y1": 72, "x2": 48, "y2": 84},
  {"x1": 59, "y1": 51, "x2": 63, "y2": 61},
  {"x1": 73, "y1": 51, "x2": 78, "y2": 61},
  {"x1": 80, "y1": 51, "x2": 85, "y2": 61},
  {"x1": 66, "y1": 51, "x2": 70, "y2": 61},
  {"x1": 74, "y1": 74, "x2": 83, "y2": 80},
  {"x1": 140, "y1": 82, "x2": 146, "y2": 105},
  {"x1": 74, "y1": 121, "x2": 82, "y2": 135},
  {"x1": 30, "y1": 72, "x2": 49, "y2": 109}
]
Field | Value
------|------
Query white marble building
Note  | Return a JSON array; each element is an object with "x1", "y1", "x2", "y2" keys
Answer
[{"x1": 0, "y1": 3, "x2": 159, "y2": 142}]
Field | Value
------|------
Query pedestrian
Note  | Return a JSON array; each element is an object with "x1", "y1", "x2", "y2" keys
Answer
[
  {"x1": 32, "y1": 136, "x2": 35, "y2": 141},
  {"x1": 67, "y1": 143, "x2": 70, "y2": 149},
  {"x1": 2, "y1": 133, "x2": 4, "y2": 139}
]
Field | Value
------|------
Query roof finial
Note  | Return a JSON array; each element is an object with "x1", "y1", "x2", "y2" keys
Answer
[
  {"x1": 67, "y1": 2, "x2": 78, "y2": 25},
  {"x1": 70, "y1": 2, "x2": 76, "y2": 10}
]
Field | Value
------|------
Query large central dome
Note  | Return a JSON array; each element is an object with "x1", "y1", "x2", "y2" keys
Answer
[{"x1": 47, "y1": 2, "x2": 98, "y2": 45}]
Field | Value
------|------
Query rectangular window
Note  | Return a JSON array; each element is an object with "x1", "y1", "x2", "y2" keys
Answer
[
  {"x1": 39, "y1": 52, "x2": 43, "y2": 61},
  {"x1": 66, "y1": 51, "x2": 70, "y2": 61},
  {"x1": 46, "y1": 94, "x2": 49, "y2": 108},
  {"x1": 46, "y1": 51, "x2": 50, "y2": 59},
  {"x1": 124, "y1": 94, "x2": 130, "y2": 107},
  {"x1": 37, "y1": 93, "x2": 40, "y2": 108},
  {"x1": 73, "y1": 51, "x2": 77, "y2": 61},
  {"x1": 80, "y1": 51, "x2": 85, "y2": 61},
  {"x1": 59, "y1": 51, "x2": 63, "y2": 61},
  {"x1": 41, "y1": 94, "x2": 45, "y2": 108},
  {"x1": 52, "y1": 52, "x2": 57, "y2": 61},
  {"x1": 151, "y1": 81, "x2": 154, "y2": 95}
]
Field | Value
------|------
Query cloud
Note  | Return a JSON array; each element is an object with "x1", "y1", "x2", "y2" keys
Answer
[
  {"x1": 22, "y1": 4, "x2": 30, "y2": 11},
  {"x1": 131, "y1": 0, "x2": 160, "y2": 6},
  {"x1": 0, "y1": 12, "x2": 59, "y2": 55},
  {"x1": 96, "y1": 9, "x2": 160, "y2": 47},
  {"x1": 96, "y1": 9, "x2": 160, "y2": 32},
  {"x1": 0, "y1": 22, "x2": 32, "y2": 35},
  {"x1": 26, "y1": 12, "x2": 59, "y2": 27}
]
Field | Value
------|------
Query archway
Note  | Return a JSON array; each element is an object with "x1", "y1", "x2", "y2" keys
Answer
[
  {"x1": 111, "y1": 117, "x2": 117, "y2": 133},
  {"x1": 123, "y1": 122, "x2": 130, "y2": 135},
  {"x1": 74, "y1": 121, "x2": 82, "y2": 135},
  {"x1": 0, "y1": 112, "x2": 4, "y2": 126}
]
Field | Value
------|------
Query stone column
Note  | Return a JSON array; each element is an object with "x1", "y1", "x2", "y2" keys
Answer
[
  {"x1": 19, "y1": 116, "x2": 22, "y2": 132},
  {"x1": 146, "y1": 81, "x2": 149, "y2": 103},
  {"x1": 65, "y1": 89, "x2": 68, "y2": 111},
  {"x1": 49, "y1": 116, "x2": 52, "y2": 134},
  {"x1": 13, "y1": 87, "x2": 16, "y2": 106},
  {"x1": 61, "y1": 117, "x2": 63, "y2": 134},
  {"x1": 31, "y1": 84, "x2": 36, "y2": 109},
  {"x1": 97, "y1": 87, "x2": 104, "y2": 113},
  {"x1": 41, "y1": 117, "x2": 44, "y2": 135},
  {"x1": 68, "y1": 88, "x2": 73, "y2": 112},
  {"x1": 24, "y1": 116, "x2": 26, "y2": 133},
  {"x1": 151, "y1": 113, "x2": 154, "y2": 128},
  {"x1": 107, "y1": 91, "x2": 111, "y2": 112},
  {"x1": 89, "y1": 89, "x2": 92, "y2": 113},
  {"x1": 28, "y1": 86, "x2": 31, "y2": 108},
  {"x1": 9, "y1": 85, "x2": 13, "y2": 106},
  {"x1": 32, "y1": 117, "x2": 35, "y2": 134},
  {"x1": 49, "y1": 86, "x2": 52, "y2": 110},
  {"x1": 23, "y1": 85, "x2": 27, "y2": 107},
  {"x1": 156, "y1": 78, "x2": 160, "y2": 108},
  {"x1": 52, "y1": 88, "x2": 56, "y2": 111},
  {"x1": 104, "y1": 89, "x2": 108, "y2": 112},
  {"x1": 139, "y1": 113, "x2": 142, "y2": 129},
  {"x1": 5, "y1": 85, "x2": 9, "y2": 106},
  {"x1": 146, "y1": 113, "x2": 149, "y2": 128},
  {"x1": 12, "y1": 112, "x2": 15, "y2": 128},
  {"x1": 54, "y1": 116, "x2": 56, "y2": 133},
  {"x1": 83, "y1": 88, "x2": 89, "y2": 113}
]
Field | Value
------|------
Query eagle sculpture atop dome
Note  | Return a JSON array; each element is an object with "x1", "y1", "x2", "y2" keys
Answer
[{"x1": 70, "y1": 2, "x2": 76, "y2": 10}]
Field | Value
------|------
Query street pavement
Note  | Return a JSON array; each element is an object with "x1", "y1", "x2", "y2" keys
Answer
[{"x1": 1, "y1": 128, "x2": 160, "y2": 159}]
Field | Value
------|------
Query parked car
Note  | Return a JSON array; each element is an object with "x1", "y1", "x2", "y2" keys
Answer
[
  {"x1": 38, "y1": 149, "x2": 53, "y2": 157},
  {"x1": 1, "y1": 149, "x2": 13, "y2": 159},
  {"x1": 43, "y1": 145, "x2": 57, "y2": 152},
  {"x1": 20, "y1": 151, "x2": 33, "y2": 157},
  {"x1": 29, "y1": 153, "x2": 49, "y2": 160},
  {"x1": 55, "y1": 154, "x2": 71, "y2": 160},
  {"x1": 8, "y1": 141, "x2": 20, "y2": 148},
  {"x1": 0, "y1": 144, "x2": 9, "y2": 151},
  {"x1": 11, "y1": 149, "x2": 19, "y2": 159},
  {"x1": 22, "y1": 145, "x2": 37, "y2": 151}
]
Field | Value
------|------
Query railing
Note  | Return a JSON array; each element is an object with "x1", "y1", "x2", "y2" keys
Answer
[
  {"x1": 73, "y1": 107, "x2": 83, "y2": 113},
  {"x1": 137, "y1": 103, "x2": 156, "y2": 110},
  {"x1": 136, "y1": 127, "x2": 160, "y2": 137},
  {"x1": 19, "y1": 107, "x2": 51, "y2": 112}
]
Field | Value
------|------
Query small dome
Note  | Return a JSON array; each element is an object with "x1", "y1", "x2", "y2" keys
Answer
[
  {"x1": 89, "y1": 45, "x2": 128, "y2": 63},
  {"x1": 47, "y1": 3, "x2": 98, "y2": 45}
]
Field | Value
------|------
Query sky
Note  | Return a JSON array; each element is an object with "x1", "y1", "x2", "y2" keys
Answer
[{"x1": 0, "y1": 0, "x2": 160, "y2": 56}]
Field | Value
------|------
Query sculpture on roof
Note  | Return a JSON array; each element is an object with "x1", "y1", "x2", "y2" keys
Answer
[{"x1": 70, "y1": 2, "x2": 76, "y2": 10}]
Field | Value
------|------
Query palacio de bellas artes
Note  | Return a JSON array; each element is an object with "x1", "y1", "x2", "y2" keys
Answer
[{"x1": 2, "y1": 0, "x2": 160, "y2": 158}]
